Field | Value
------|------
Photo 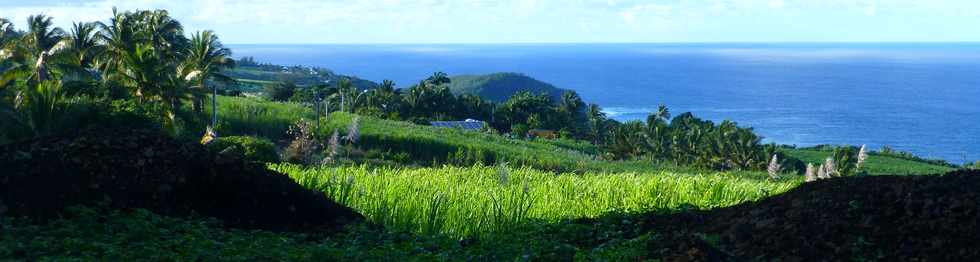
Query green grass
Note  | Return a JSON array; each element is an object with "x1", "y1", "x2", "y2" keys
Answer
[
  {"x1": 273, "y1": 163, "x2": 799, "y2": 238},
  {"x1": 209, "y1": 96, "x2": 312, "y2": 139},
  {"x1": 209, "y1": 96, "x2": 676, "y2": 172},
  {"x1": 0, "y1": 206, "x2": 674, "y2": 261},
  {"x1": 234, "y1": 78, "x2": 278, "y2": 85},
  {"x1": 782, "y1": 148, "x2": 954, "y2": 176},
  {"x1": 2, "y1": 162, "x2": 800, "y2": 261},
  {"x1": 322, "y1": 111, "x2": 708, "y2": 174}
]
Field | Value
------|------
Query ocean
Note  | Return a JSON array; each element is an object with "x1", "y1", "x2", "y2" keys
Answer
[{"x1": 229, "y1": 43, "x2": 980, "y2": 163}]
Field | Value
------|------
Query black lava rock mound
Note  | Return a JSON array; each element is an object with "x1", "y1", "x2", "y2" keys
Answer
[
  {"x1": 0, "y1": 128, "x2": 363, "y2": 233},
  {"x1": 641, "y1": 170, "x2": 980, "y2": 261}
]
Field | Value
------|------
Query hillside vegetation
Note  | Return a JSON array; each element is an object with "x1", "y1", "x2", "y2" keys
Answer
[
  {"x1": 2, "y1": 9, "x2": 975, "y2": 261},
  {"x1": 211, "y1": 96, "x2": 953, "y2": 176},
  {"x1": 227, "y1": 57, "x2": 378, "y2": 91},
  {"x1": 448, "y1": 73, "x2": 567, "y2": 102},
  {"x1": 783, "y1": 148, "x2": 953, "y2": 175}
]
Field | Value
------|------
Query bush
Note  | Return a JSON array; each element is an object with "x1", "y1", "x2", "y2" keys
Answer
[
  {"x1": 510, "y1": 124, "x2": 529, "y2": 139},
  {"x1": 264, "y1": 82, "x2": 296, "y2": 102},
  {"x1": 284, "y1": 120, "x2": 322, "y2": 164},
  {"x1": 207, "y1": 136, "x2": 279, "y2": 163},
  {"x1": 832, "y1": 147, "x2": 859, "y2": 176}
]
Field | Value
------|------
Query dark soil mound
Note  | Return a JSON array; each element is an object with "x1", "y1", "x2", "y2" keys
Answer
[
  {"x1": 0, "y1": 128, "x2": 363, "y2": 233},
  {"x1": 641, "y1": 170, "x2": 980, "y2": 261}
]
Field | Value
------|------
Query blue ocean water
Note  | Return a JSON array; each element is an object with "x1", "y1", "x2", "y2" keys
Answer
[{"x1": 230, "y1": 43, "x2": 980, "y2": 163}]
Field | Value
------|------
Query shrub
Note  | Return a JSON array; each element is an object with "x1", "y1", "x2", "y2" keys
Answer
[
  {"x1": 264, "y1": 82, "x2": 296, "y2": 102},
  {"x1": 206, "y1": 136, "x2": 279, "y2": 163},
  {"x1": 284, "y1": 120, "x2": 321, "y2": 164},
  {"x1": 832, "y1": 147, "x2": 858, "y2": 176},
  {"x1": 510, "y1": 124, "x2": 529, "y2": 139}
]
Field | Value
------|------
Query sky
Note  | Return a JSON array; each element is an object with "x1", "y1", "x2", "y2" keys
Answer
[{"x1": 2, "y1": 0, "x2": 980, "y2": 44}]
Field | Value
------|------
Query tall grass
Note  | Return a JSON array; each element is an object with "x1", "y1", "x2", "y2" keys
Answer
[
  {"x1": 272, "y1": 163, "x2": 800, "y2": 238},
  {"x1": 209, "y1": 96, "x2": 311, "y2": 138}
]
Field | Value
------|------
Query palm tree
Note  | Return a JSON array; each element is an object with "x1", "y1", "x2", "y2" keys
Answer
[
  {"x1": 586, "y1": 103, "x2": 606, "y2": 145},
  {"x1": 2, "y1": 15, "x2": 69, "y2": 112},
  {"x1": 113, "y1": 43, "x2": 163, "y2": 103},
  {"x1": 140, "y1": 10, "x2": 187, "y2": 61},
  {"x1": 185, "y1": 30, "x2": 234, "y2": 129},
  {"x1": 0, "y1": 18, "x2": 17, "y2": 50},
  {"x1": 425, "y1": 71, "x2": 450, "y2": 86},
  {"x1": 97, "y1": 8, "x2": 139, "y2": 74},
  {"x1": 63, "y1": 22, "x2": 102, "y2": 69},
  {"x1": 2, "y1": 15, "x2": 66, "y2": 86},
  {"x1": 367, "y1": 79, "x2": 401, "y2": 117},
  {"x1": 0, "y1": 18, "x2": 22, "y2": 88},
  {"x1": 23, "y1": 15, "x2": 65, "y2": 61},
  {"x1": 655, "y1": 104, "x2": 670, "y2": 122},
  {"x1": 332, "y1": 78, "x2": 355, "y2": 113}
]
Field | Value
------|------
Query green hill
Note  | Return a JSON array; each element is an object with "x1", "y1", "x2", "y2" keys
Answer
[
  {"x1": 227, "y1": 65, "x2": 378, "y2": 92},
  {"x1": 448, "y1": 73, "x2": 568, "y2": 102}
]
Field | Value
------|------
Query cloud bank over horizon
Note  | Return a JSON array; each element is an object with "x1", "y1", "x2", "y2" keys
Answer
[{"x1": 2, "y1": 0, "x2": 979, "y2": 44}]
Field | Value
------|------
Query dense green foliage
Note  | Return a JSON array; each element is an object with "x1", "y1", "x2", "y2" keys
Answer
[
  {"x1": 205, "y1": 96, "x2": 952, "y2": 176},
  {"x1": 447, "y1": 72, "x2": 567, "y2": 102},
  {"x1": 602, "y1": 111, "x2": 777, "y2": 172},
  {"x1": 206, "y1": 135, "x2": 279, "y2": 163},
  {"x1": 1, "y1": 10, "x2": 233, "y2": 141},
  {"x1": 262, "y1": 72, "x2": 594, "y2": 140},
  {"x1": 320, "y1": 111, "x2": 708, "y2": 173},
  {"x1": 274, "y1": 164, "x2": 799, "y2": 237}
]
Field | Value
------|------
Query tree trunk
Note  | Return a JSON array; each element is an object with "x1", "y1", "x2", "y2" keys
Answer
[{"x1": 192, "y1": 83, "x2": 205, "y2": 113}]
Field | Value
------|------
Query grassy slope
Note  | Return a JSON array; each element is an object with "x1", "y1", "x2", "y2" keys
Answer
[
  {"x1": 211, "y1": 96, "x2": 665, "y2": 173},
  {"x1": 211, "y1": 96, "x2": 313, "y2": 139},
  {"x1": 322, "y1": 111, "x2": 716, "y2": 174},
  {"x1": 448, "y1": 73, "x2": 567, "y2": 102},
  {"x1": 782, "y1": 148, "x2": 954, "y2": 176},
  {"x1": 210, "y1": 96, "x2": 957, "y2": 176}
]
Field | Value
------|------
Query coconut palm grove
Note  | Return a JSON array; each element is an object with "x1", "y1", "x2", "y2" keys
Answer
[{"x1": 2, "y1": 8, "x2": 979, "y2": 261}]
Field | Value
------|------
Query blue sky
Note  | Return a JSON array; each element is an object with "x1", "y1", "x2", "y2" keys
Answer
[{"x1": 2, "y1": 0, "x2": 980, "y2": 44}]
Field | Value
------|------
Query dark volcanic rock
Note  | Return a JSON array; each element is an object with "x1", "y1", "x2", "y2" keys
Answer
[
  {"x1": 0, "y1": 128, "x2": 363, "y2": 233},
  {"x1": 641, "y1": 170, "x2": 980, "y2": 261}
]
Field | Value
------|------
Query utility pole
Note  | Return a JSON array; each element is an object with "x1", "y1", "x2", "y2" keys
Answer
[{"x1": 314, "y1": 97, "x2": 321, "y2": 130}]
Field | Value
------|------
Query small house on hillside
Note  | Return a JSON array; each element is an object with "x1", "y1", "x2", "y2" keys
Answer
[{"x1": 430, "y1": 119, "x2": 487, "y2": 131}]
